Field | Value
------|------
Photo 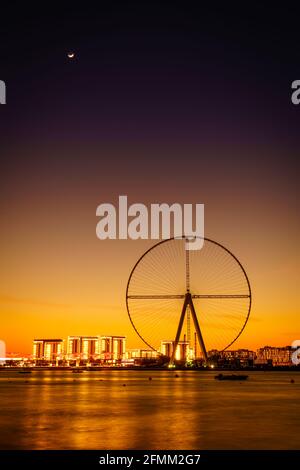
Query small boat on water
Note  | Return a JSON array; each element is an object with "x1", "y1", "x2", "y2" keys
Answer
[
  {"x1": 72, "y1": 369, "x2": 84, "y2": 373},
  {"x1": 215, "y1": 373, "x2": 248, "y2": 381},
  {"x1": 18, "y1": 369, "x2": 32, "y2": 374}
]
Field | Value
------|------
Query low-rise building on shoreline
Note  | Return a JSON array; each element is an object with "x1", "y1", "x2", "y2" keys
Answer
[{"x1": 0, "y1": 339, "x2": 298, "y2": 368}]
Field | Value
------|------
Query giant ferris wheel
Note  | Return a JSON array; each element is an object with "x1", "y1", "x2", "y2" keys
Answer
[{"x1": 126, "y1": 237, "x2": 251, "y2": 363}]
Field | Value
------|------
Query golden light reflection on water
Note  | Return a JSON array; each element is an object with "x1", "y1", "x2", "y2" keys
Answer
[{"x1": 0, "y1": 370, "x2": 299, "y2": 449}]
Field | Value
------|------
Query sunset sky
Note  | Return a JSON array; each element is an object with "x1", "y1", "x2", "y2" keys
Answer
[{"x1": 0, "y1": 3, "x2": 299, "y2": 354}]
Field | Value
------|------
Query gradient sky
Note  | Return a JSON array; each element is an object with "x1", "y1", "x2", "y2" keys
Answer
[{"x1": 0, "y1": 3, "x2": 299, "y2": 353}]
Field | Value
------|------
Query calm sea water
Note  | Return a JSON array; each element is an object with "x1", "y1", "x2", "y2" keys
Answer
[{"x1": 0, "y1": 370, "x2": 299, "y2": 450}]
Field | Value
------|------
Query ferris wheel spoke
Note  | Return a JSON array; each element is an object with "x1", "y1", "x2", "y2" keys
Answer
[
  {"x1": 192, "y1": 294, "x2": 250, "y2": 299},
  {"x1": 128, "y1": 294, "x2": 250, "y2": 299},
  {"x1": 185, "y1": 239, "x2": 190, "y2": 292},
  {"x1": 127, "y1": 294, "x2": 185, "y2": 299}
]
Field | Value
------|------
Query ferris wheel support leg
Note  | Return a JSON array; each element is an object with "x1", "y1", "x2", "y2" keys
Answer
[
  {"x1": 189, "y1": 297, "x2": 208, "y2": 363},
  {"x1": 169, "y1": 294, "x2": 190, "y2": 365}
]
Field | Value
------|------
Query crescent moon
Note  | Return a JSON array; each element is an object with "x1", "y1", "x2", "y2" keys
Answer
[{"x1": 68, "y1": 52, "x2": 75, "y2": 59}]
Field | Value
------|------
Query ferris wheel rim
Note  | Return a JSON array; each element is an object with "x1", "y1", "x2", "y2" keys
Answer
[{"x1": 125, "y1": 236, "x2": 252, "y2": 353}]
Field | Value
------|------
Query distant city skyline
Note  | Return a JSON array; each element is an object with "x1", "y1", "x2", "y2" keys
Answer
[{"x1": 2, "y1": 335, "x2": 295, "y2": 363}]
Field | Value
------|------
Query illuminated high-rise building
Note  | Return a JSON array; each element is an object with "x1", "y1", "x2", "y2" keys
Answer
[
  {"x1": 255, "y1": 346, "x2": 292, "y2": 366},
  {"x1": 100, "y1": 336, "x2": 126, "y2": 362},
  {"x1": 67, "y1": 336, "x2": 100, "y2": 361},
  {"x1": 161, "y1": 340, "x2": 190, "y2": 361},
  {"x1": 33, "y1": 339, "x2": 64, "y2": 363}
]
